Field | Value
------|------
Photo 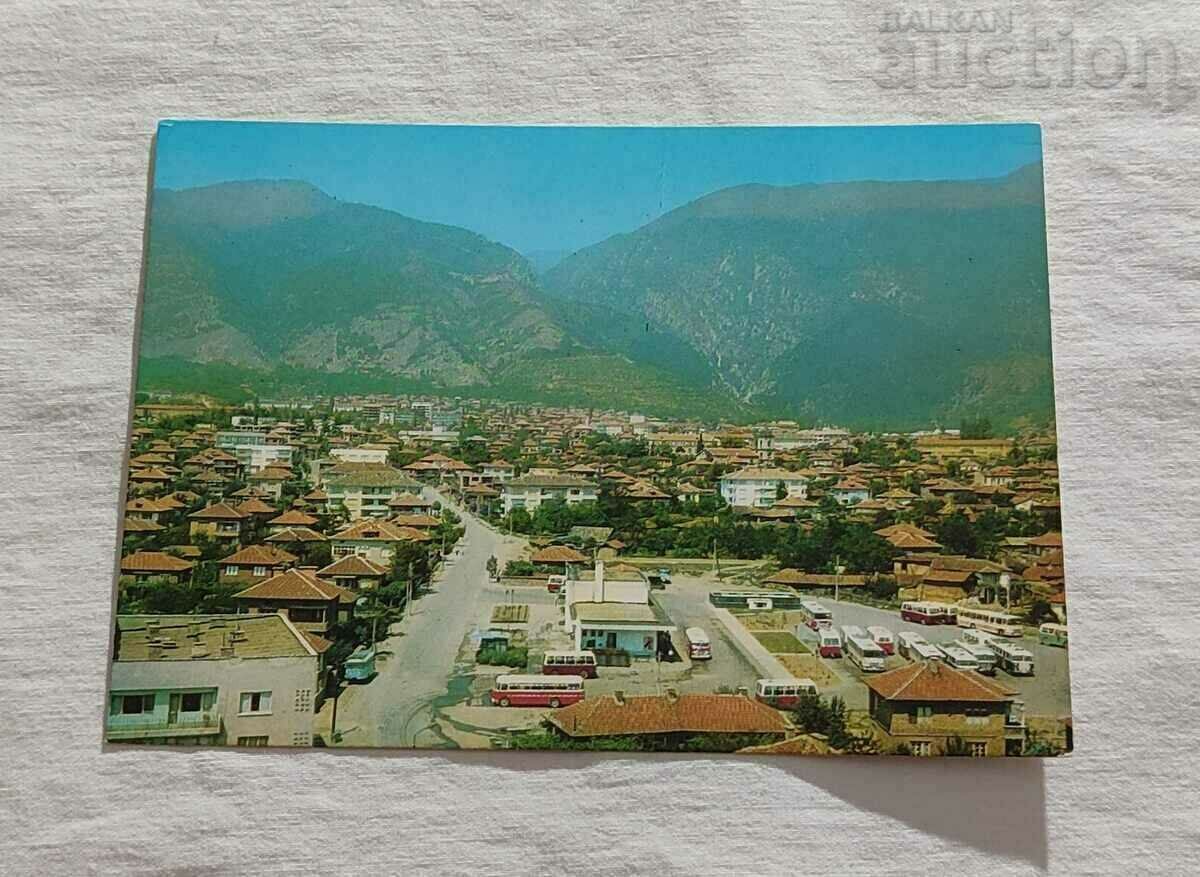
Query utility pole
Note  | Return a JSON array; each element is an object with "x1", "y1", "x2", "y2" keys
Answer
[
  {"x1": 834, "y1": 557, "x2": 845, "y2": 604},
  {"x1": 407, "y1": 560, "x2": 414, "y2": 613}
]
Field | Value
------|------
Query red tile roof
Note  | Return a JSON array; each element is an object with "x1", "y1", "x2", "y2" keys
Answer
[
  {"x1": 188, "y1": 502, "x2": 246, "y2": 520},
  {"x1": 120, "y1": 551, "x2": 194, "y2": 574},
  {"x1": 268, "y1": 509, "x2": 319, "y2": 526},
  {"x1": 863, "y1": 661, "x2": 1017, "y2": 703},
  {"x1": 318, "y1": 555, "x2": 389, "y2": 577},
  {"x1": 219, "y1": 545, "x2": 298, "y2": 566},
  {"x1": 548, "y1": 693, "x2": 791, "y2": 737},
  {"x1": 530, "y1": 545, "x2": 588, "y2": 564},
  {"x1": 234, "y1": 569, "x2": 356, "y2": 603}
]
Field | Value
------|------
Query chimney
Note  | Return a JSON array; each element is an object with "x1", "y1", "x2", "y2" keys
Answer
[{"x1": 613, "y1": 689, "x2": 626, "y2": 706}]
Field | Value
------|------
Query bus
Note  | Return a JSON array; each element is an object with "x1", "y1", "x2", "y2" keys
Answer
[
  {"x1": 708, "y1": 591, "x2": 808, "y2": 610},
  {"x1": 755, "y1": 678, "x2": 818, "y2": 708},
  {"x1": 845, "y1": 635, "x2": 887, "y2": 672},
  {"x1": 989, "y1": 641, "x2": 1035, "y2": 675},
  {"x1": 541, "y1": 651, "x2": 598, "y2": 679},
  {"x1": 941, "y1": 644, "x2": 979, "y2": 672},
  {"x1": 1039, "y1": 623, "x2": 1069, "y2": 648},
  {"x1": 900, "y1": 601, "x2": 958, "y2": 625},
  {"x1": 816, "y1": 628, "x2": 843, "y2": 658},
  {"x1": 840, "y1": 625, "x2": 867, "y2": 643},
  {"x1": 685, "y1": 627, "x2": 712, "y2": 660},
  {"x1": 799, "y1": 600, "x2": 833, "y2": 630},
  {"x1": 956, "y1": 606, "x2": 1023, "y2": 638},
  {"x1": 867, "y1": 626, "x2": 895, "y2": 655},
  {"x1": 546, "y1": 574, "x2": 566, "y2": 593},
  {"x1": 896, "y1": 631, "x2": 928, "y2": 659},
  {"x1": 954, "y1": 640, "x2": 998, "y2": 675},
  {"x1": 490, "y1": 674, "x2": 585, "y2": 708}
]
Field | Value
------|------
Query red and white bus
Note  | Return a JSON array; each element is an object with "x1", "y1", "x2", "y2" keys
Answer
[
  {"x1": 955, "y1": 606, "x2": 1023, "y2": 638},
  {"x1": 867, "y1": 625, "x2": 895, "y2": 655},
  {"x1": 845, "y1": 634, "x2": 887, "y2": 672},
  {"x1": 900, "y1": 601, "x2": 958, "y2": 625},
  {"x1": 799, "y1": 599, "x2": 833, "y2": 630},
  {"x1": 816, "y1": 628, "x2": 843, "y2": 658},
  {"x1": 755, "y1": 678, "x2": 818, "y2": 708},
  {"x1": 685, "y1": 627, "x2": 712, "y2": 660},
  {"x1": 541, "y1": 651, "x2": 598, "y2": 679},
  {"x1": 490, "y1": 674, "x2": 585, "y2": 708}
]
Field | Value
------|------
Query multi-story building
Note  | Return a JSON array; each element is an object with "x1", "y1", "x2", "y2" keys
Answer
[
  {"x1": 719, "y1": 467, "x2": 810, "y2": 508},
  {"x1": 106, "y1": 614, "x2": 324, "y2": 748},
  {"x1": 324, "y1": 465, "x2": 422, "y2": 519},
  {"x1": 500, "y1": 473, "x2": 599, "y2": 514}
]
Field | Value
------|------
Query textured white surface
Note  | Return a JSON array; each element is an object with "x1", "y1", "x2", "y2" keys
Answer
[{"x1": 2, "y1": 1, "x2": 1198, "y2": 874}]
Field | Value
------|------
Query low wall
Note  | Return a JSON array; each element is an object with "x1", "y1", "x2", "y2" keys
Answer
[
  {"x1": 498, "y1": 576, "x2": 548, "y2": 588},
  {"x1": 711, "y1": 608, "x2": 792, "y2": 680}
]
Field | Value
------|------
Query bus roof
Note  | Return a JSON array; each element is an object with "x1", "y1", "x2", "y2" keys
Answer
[
  {"x1": 495, "y1": 674, "x2": 584, "y2": 685},
  {"x1": 542, "y1": 650, "x2": 596, "y2": 659},
  {"x1": 757, "y1": 677, "x2": 816, "y2": 687},
  {"x1": 685, "y1": 627, "x2": 710, "y2": 641},
  {"x1": 1039, "y1": 623, "x2": 1068, "y2": 633},
  {"x1": 866, "y1": 625, "x2": 893, "y2": 637}
]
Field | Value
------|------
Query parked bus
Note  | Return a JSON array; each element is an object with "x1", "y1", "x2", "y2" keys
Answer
[
  {"x1": 941, "y1": 644, "x2": 980, "y2": 672},
  {"x1": 490, "y1": 674, "x2": 585, "y2": 708},
  {"x1": 840, "y1": 624, "x2": 867, "y2": 642},
  {"x1": 816, "y1": 628, "x2": 843, "y2": 658},
  {"x1": 1039, "y1": 623, "x2": 1069, "y2": 648},
  {"x1": 685, "y1": 627, "x2": 712, "y2": 660},
  {"x1": 900, "y1": 601, "x2": 958, "y2": 625},
  {"x1": 954, "y1": 639, "x2": 998, "y2": 675},
  {"x1": 799, "y1": 600, "x2": 833, "y2": 630},
  {"x1": 989, "y1": 641, "x2": 1035, "y2": 676},
  {"x1": 908, "y1": 640, "x2": 946, "y2": 662},
  {"x1": 845, "y1": 634, "x2": 887, "y2": 672},
  {"x1": 896, "y1": 630, "x2": 928, "y2": 659},
  {"x1": 541, "y1": 651, "x2": 598, "y2": 679},
  {"x1": 960, "y1": 628, "x2": 995, "y2": 648},
  {"x1": 546, "y1": 574, "x2": 566, "y2": 593},
  {"x1": 708, "y1": 591, "x2": 808, "y2": 610},
  {"x1": 755, "y1": 678, "x2": 818, "y2": 708},
  {"x1": 867, "y1": 626, "x2": 895, "y2": 655},
  {"x1": 956, "y1": 606, "x2": 1023, "y2": 637}
]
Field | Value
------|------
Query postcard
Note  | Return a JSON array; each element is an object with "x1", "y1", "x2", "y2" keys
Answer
[{"x1": 108, "y1": 121, "x2": 1070, "y2": 756}]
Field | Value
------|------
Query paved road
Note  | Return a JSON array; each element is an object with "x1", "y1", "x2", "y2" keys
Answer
[
  {"x1": 325, "y1": 487, "x2": 524, "y2": 747},
  {"x1": 655, "y1": 582, "x2": 761, "y2": 694}
]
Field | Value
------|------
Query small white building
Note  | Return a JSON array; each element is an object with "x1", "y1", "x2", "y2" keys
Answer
[
  {"x1": 561, "y1": 561, "x2": 676, "y2": 659},
  {"x1": 329, "y1": 445, "x2": 391, "y2": 465},
  {"x1": 719, "y1": 466, "x2": 810, "y2": 508}
]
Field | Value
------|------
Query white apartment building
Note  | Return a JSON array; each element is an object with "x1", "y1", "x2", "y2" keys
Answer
[
  {"x1": 500, "y1": 474, "x2": 599, "y2": 514},
  {"x1": 719, "y1": 466, "x2": 810, "y2": 508}
]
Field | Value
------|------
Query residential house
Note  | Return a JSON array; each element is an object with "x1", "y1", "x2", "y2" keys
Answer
[
  {"x1": 218, "y1": 545, "x2": 298, "y2": 585},
  {"x1": 106, "y1": 613, "x2": 324, "y2": 747},
  {"x1": 874, "y1": 522, "x2": 943, "y2": 551},
  {"x1": 188, "y1": 503, "x2": 247, "y2": 544},
  {"x1": 830, "y1": 477, "x2": 870, "y2": 506},
  {"x1": 233, "y1": 568, "x2": 356, "y2": 635},
  {"x1": 317, "y1": 555, "x2": 390, "y2": 591},
  {"x1": 863, "y1": 661, "x2": 1025, "y2": 757},
  {"x1": 479, "y1": 460, "x2": 515, "y2": 484},
  {"x1": 329, "y1": 445, "x2": 390, "y2": 465},
  {"x1": 267, "y1": 509, "x2": 320, "y2": 534},
  {"x1": 119, "y1": 551, "x2": 194, "y2": 584},
  {"x1": 330, "y1": 518, "x2": 431, "y2": 566},
  {"x1": 500, "y1": 473, "x2": 599, "y2": 514},
  {"x1": 719, "y1": 467, "x2": 810, "y2": 509}
]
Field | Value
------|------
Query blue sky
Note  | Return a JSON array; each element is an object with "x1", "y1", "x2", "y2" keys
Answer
[{"x1": 154, "y1": 121, "x2": 1042, "y2": 254}]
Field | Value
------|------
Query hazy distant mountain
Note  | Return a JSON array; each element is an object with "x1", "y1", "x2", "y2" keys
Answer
[
  {"x1": 543, "y1": 163, "x2": 1055, "y2": 427},
  {"x1": 525, "y1": 248, "x2": 575, "y2": 274},
  {"x1": 138, "y1": 168, "x2": 1056, "y2": 428}
]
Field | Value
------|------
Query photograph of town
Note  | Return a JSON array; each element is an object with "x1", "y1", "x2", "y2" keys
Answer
[{"x1": 107, "y1": 122, "x2": 1071, "y2": 757}]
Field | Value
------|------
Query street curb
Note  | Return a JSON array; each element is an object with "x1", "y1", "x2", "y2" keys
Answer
[{"x1": 711, "y1": 608, "x2": 792, "y2": 680}]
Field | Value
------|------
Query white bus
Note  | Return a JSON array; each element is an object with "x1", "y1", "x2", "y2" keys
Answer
[
  {"x1": 840, "y1": 625, "x2": 868, "y2": 642},
  {"x1": 685, "y1": 627, "x2": 712, "y2": 660},
  {"x1": 990, "y1": 640, "x2": 1036, "y2": 676},
  {"x1": 845, "y1": 634, "x2": 887, "y2": 672},
  {"x1": 954, "y1": 639, "x2": 998, "y2": 675},
  {"x1": 941, "y1": 644, "x2": 979, "y2": 672},
  {"x1": 896, "y1": 631, "x2": 928, "y2": 660},
  {"x1": 910, "y1": 640, "x2": 946, "y2": 662},
  {"x1": 956, "y1": 606, "x2": 1024, "y2": 637},
  {"x1": 866, "y1": 625, "x2": 895, "y2": 655},
  {"x1": 755, "y1": 677, "x2": 818, "y2": 708},
  {"x1": 799, "y1": 600, "x2": 833, "y2": 630},
  {"x1": 960, "y1": 628, "x2": 996, "y2": 648}
]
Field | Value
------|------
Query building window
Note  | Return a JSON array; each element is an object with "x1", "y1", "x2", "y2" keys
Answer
[
  {"x1": 911, "y1": 740, "x2": 932, "y2": 756},
  {"x1": 237, "y1": 736, "x2": 269, "y2": 747},
  {"x1": 239, "y1": 691, "x2": 272, "y2": 715},
  {"x1": 179, "y1": 692, "x2": 204, "y2": 713},
  {"x1": 969, "y1": 741, "x2": 988, "y2": 758},
  {"x1": 115, "y1": 693, "x2": 155, "y2": 715},
  {"x1": 289, "y1": 607, "x2": 324, "y2": 623},
  {"x1": 291, "y1": 732, "x2": 312, "y2": 747},
  {"x1": 915, "y1": 705, "x2": 933, "y2": 721},
  {"x1": 253, "y1": 565, "x2": 267, "y2": 577},
  {"x1": 294, "y1": 689, "x2": 313, "y2": 712},
  {"x1": 224, "y1": 565, "x2": 238, "y2": 576}
]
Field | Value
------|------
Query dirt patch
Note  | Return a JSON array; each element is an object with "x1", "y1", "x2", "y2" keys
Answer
[
  {"x1": 752, "y1": 631, "x2": 809, "y2": 654},
  {"x1": 735, "y1": 610, "x2": 807, "y2": 631},
  {"x1": 778, "y1": 654, "x2": 840, "y2": 689}
]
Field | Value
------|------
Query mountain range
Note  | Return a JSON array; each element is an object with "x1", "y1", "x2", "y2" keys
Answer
[{"x1": 137, "y1": 165, "x2": 1056, "y2": 429}]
